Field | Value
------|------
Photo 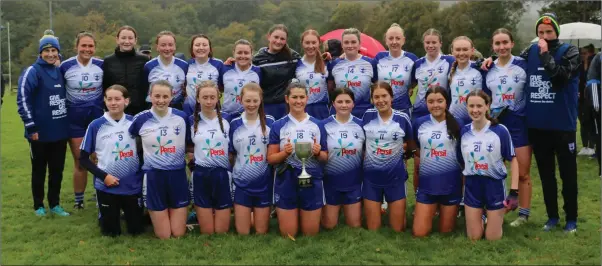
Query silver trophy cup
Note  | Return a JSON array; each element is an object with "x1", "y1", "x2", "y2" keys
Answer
[{"x1": 294, "y1": 142, "x2": 313, "y2": 188}]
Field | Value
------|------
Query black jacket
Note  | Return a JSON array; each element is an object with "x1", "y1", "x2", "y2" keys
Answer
[
  {"x1": 102, "y1": 47, "x2": 150, "y2": 113},
  {"x1": 519, "y1": 40, "x2": 581, "y2": 88},
  {"x1": 252, "y1": 47, "x2": 301, "y2": 104}
]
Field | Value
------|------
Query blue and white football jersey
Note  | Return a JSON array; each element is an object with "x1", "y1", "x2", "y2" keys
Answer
[
  {"x1": 60, "y1": 56, "x2": 104, "y2": 108},
  {"x1": 413, "y1": 54, "x2": 455, "y2": 118},
  {"x1": 189, "y1": 111, "x2": 231, "y2": 169},
  {"x1": 373, "y1": 51, "x2": 418, "y2": 111},
  {"x1": 185, "y1": 58, "x2": 223, "y2": 108},
  {"x1": 229, "y1": 113, "x2": 275, "y2": 193},
  {"x1": 144, "y1": 56, "x2": 189, "y2": 104},
  {"x1": 129, "y1": 108, "x2": 190, "y2": 171},
  {"x1": 219, "y1": 64, "x2": 261, "y2": 114},
  {"x1": 295, "y1": 57, "x2": 329, "y2": 105},
  {"x1": 460, "y1": 122, "x2": 515, "y2": 179},
  {"x1": 268, "y1": 114, "x2": 328, "y2": 179},
  {"x1": 449, "y1": 64, "x2": 483, "y2": 123},
  {"x1": 327, "y1": 56, "x2": 376, "y2": 113},
  {"x1": 484, "y1": 56, "x2": 528, "y2": 116},
  {"x1": 362, "y1": 109, "x2": 412, "y2": 187},
  {"x1": 81, "y1": 113, "x2": 141, "y2": 195},
  {"x1": 413, "y1": 115, "x2": 462, "y2": 195},
  {"x1": 322, "y1": 115, "x2": 365, "y2": 191}
]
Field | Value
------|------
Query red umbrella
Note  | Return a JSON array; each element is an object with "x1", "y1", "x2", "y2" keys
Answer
[{"x1": 320, "y1": 29, "x2": 386, "y2": 58}]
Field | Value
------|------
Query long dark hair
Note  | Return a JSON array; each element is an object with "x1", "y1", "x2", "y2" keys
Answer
[
  {"x1": 330, "y1": 87, "x2": 355, "y2": 104},
  {"x1": 425, "y1": 86, "x2": 460, "y2": 140},
  {"x1": 240, "y1": 83, "x2": 268, "y2": 136},
  {"x1": 193, "y1": 80, "x2": 225, "y2": 135},
  {"x1": 465, "y1": 90, "x2": 498, "y2": 126}
]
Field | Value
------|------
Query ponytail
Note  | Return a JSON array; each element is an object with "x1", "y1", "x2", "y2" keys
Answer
[
  {"x1": 448, "y1": 60, "x2": 458, "y2": 87},
  {"x1": 444, "y1": 109, "x2": 461, "y2": 140}
]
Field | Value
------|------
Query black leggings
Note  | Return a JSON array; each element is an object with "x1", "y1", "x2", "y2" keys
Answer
[
  {"x1": 96, "y1": 190, "x2": 144, "y2": 237},
  {"x1": 29, "y1": 139, "x2": 67, "y2": 210},
  {"x1": 528, "y1": 129, "x2": 578, "y2": 221}
]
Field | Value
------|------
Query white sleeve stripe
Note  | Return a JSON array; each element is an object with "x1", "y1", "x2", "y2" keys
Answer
[{"x1": 19, "y1": 66, "x2": 34, "y2": 120}]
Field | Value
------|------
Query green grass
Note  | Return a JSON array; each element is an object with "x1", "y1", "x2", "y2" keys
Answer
[{"x1": 1, "y1": 92, "x2": 600, "y2": 265}]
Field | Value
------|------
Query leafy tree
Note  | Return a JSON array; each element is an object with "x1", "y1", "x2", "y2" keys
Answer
[{"x1": 539, "y1": 1, "x2": 601, "y2": 25}]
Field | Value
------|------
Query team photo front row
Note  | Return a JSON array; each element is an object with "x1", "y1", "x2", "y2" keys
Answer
[{"x1": 17, "y1": 12, "x2": 586, "y2": 240}]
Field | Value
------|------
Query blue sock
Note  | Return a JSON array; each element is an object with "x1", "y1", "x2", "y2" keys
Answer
[
  {"x1": 482, "y1": 213, "x2": 487, "y2": 222},
  {"x1": 74, "y1": 192, "x2": 84, "y2": 204},
  {"x1": 518, "y1": 208, "x2": 530, "y2": 218}
]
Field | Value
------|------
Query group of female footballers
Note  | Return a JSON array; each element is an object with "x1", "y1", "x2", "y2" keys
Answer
[{"x1": 19, "y1": 22, "x2": 531, "y2": 241}]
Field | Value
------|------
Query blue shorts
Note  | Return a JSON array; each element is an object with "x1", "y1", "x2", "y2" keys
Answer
[
  {"x1": 68, "y1": 105, "x2": 103, "y2": 138},
  {"x1": 264, "y1": 103, "x2": 287, "y2": 120},
  {"x1": 416, "y1": 189, "x2": 462, "y2": 206},
  {"x1": 464, "y1": 175, "x2": 506, "y2": 210},
  {"x1": 192, "y1": 166, "x2": 232, "y2": 210},
  {"x1": 234, "y1": 187, "x2": 272, "y2": 208},
  {"x1": 306, "y1": 103, "x2": 330, "y2": 120},
  {"x1": 273, "y1": 168, "x2": 324, "y2": 211},
  {"x1": 324, "y1": 186, "x2": 362, "y2": 206},
  {"x1": 499, "y1": 113, "x2": 529, "y2": 148},
  {"x1": 362, "y1": 181, "x2": 407, "y2": 203},
  {"x1": 143, "y1": 168, "x2": 190, "y2": 211}
]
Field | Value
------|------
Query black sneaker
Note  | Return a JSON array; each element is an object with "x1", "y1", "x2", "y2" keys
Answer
[{"x1": 74, "y1": 202, "x2": 84, "y2": 210}]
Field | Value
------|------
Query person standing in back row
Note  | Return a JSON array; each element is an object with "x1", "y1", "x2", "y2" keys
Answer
[
  {"x1": 17, "y1": 34, "x2": 70, "y2": 217},
  {"x1": 482, "y1": 13, "x2": 581, "y2": 233},
  {"x1": 102, "y1": 26, "x2": 150, "y2": 116},
  {"x1": 253, "y1": 24, "x2": 301, "y2": 120}
]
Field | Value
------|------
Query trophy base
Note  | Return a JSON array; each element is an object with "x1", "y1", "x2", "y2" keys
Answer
[{"x1": 298, "y1": 177, "x2": 313, "y2": 188}]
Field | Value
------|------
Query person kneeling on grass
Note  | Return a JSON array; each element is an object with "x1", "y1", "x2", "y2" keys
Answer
[
  {"x1": 460, "y1": 90, "x2": 519, "y2": 240},
  {"x1": 80, "y1": 85, "x2": 144, "y2": 237}
]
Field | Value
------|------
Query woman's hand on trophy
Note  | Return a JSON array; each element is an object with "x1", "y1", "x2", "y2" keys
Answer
[
  {"x1": 284, "y1": 138, "x2": 293, "y2": 155},
  {"x1": 312, "y1": 136, "x2": 321, "y2": 156}
]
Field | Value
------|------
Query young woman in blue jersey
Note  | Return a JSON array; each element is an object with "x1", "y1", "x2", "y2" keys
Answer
[
  {"x1": 412, "y1": 28, "x2": 455, "y2": 122},
  {"x1": 60, "y1": 32, "x2": 104, "y2": 210},
  {"x1": 460, "y1": 90, "x2": 519, "y2": 240},
  {"x1": 267, "y1": 82, "x2": 328, "y2": 237},
  {"x1": 220, "y1": 39, "x2": 261, "y2": 118},
  {"x1": 374, "y1": 23, "x2": 418, "y2": 116},
  {"x1": 17, "y1": 34, "x2": 70, "y2": 217},
  {"x1": 80, "y1": 85, "x2": 143, "y2": 236},
  {"x1": 484, "y1": 28, "x2": 531, "y2": 227},
  {"x1": 321, "y1": 87, "x2": 364, "y2": 229},
  {"x1": 448, "y1": 36, "x2": 483, "y2": 126},
  {"x1": 253, "y1": 24, "x2": 301, "y2": 120},
  {"x1": 229, "y1": 83, "x2": 275, "y2": 234},
  {"x1": 129, "y1": 80, "x2": 190, "y2": 239},
  {"x1": 184, "y1": 34, "x2": 223, "y2": 117},
  {"x1": 412, "y1": 86, "x2": 462, "y2": 237},
  {"x1": 295, "y1": 29, "x2": 329, "y2": 120},
  {"x1": 144, "y1": 31, "x2": 188, "y2": 110},
  {"x1": 328, "y1": 28, "x2": 376, "y2": 118},
  {"x1": 186, "y1": 80, "x2": 232, "y2": 234},
  {"x1": 362, "y1": 81, "x2": 414, "y2": 232}
]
